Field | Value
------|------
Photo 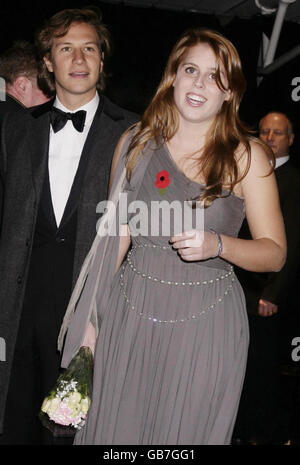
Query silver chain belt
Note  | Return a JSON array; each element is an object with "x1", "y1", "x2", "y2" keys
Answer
[
  {"x1": 126, "y1": 244, "x2": 233, "y2": 287},
  {"x1": 118, "y1": 243, "x2": 235, "y2": 324}
]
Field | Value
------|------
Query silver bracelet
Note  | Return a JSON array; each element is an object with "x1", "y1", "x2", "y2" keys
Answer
[{"x1": 209, "y1": 228, "x2": 223, "y2": 258}]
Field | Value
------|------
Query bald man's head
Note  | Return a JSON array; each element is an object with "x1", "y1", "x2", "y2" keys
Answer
[{"x1": 259, "y1": 112, "x2": 294, "y2": 158}]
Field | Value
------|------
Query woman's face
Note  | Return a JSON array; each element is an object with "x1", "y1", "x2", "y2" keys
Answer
[{"x1": 173, "y1": 42, "x2": 231, "y2": 129}]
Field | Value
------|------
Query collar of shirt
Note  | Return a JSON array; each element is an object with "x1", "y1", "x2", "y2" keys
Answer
[
  {"x1": 52, "y1": 92, "x2": 100, "y2": 131},
  {"x1": 275, "y1": 155, "x2": 290, "y2": 169}
]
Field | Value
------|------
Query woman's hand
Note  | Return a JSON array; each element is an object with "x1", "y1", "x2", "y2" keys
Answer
[
  {"x1": 82, "y1": 322, "x2": 97, "y2": 356},
  {"x1": 170, "y1": 229, "x2": 219, "y2": 261}
]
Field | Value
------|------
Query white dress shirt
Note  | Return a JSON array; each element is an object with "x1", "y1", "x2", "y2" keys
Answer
[
  {"x1": 48, "y1": 93, "x2": 99, "y2": 226},
  {"x1": 275, "y1": 155, "x2": 289, "y2": 169}
]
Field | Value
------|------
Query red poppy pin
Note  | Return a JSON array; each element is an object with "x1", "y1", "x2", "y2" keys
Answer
[{"x1": 155, "y1": 170, "x2": 170, "y2": 196}]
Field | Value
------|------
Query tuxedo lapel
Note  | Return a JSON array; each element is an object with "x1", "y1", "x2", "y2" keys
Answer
[
  {"x1": 41, "y1": 164, "x2": 58, "y2": 230},
  {"x1": 275, "y1": 160, "x2": 289, "y2": 180},
  {"x1": 274, "y1": 161, "x2": 292, "y2": 198},
  {"x1": 80, "y1": 96, "x2": 127, "y2": 201}
]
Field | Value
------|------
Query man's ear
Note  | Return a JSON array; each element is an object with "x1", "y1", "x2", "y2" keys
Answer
[
  {"x1": 289, "y1": 133, "x2": 295, "y2": 147},
  {"x1": 14, "y1": 76, "x2": 31, "y2": 94},
  {"x1": 43, "y1": 54, "x2": 53, "y2": 73}
]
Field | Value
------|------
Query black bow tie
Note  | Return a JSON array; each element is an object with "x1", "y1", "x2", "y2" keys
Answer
[{"x1": 50, "y1": 107, "x2": 87, "y2": 133}]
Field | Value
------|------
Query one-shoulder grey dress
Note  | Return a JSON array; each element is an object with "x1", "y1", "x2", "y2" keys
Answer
[{"x1": 74, "y1": 141, "x2": 249, "y2": 445}]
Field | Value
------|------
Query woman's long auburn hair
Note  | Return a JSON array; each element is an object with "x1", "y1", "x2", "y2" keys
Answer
[{"x1": 126, "y1": 28, "x2": 264, "y2": 207}]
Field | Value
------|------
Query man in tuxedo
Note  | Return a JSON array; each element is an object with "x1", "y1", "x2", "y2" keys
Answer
[
  {"x1": 0, "y1": 40, "x2": 51, "y2": 123},
  {"x1": 0, "y1": 8, "x2": 138, "y2": 444},
  {"x1": 233, "y1": 112, "x2": 300, "y2": 444}
]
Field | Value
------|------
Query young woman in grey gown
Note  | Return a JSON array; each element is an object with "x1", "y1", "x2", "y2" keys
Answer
[{"x1": 59, "y1": 28, "x2": 286, "y2": 445}]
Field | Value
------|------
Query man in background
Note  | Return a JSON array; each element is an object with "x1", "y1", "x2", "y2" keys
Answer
[
  {"x1": 0, "y1": 40, "x2": 51, "y2": 121},
  {"x1": 233, "y1": 112, "x2": 300, "y2": 444}
]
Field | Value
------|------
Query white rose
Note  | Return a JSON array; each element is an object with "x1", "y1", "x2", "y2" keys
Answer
[
  {"x1": 80, "y1": 397, "x2": 91, "y2": 415},
  {"x1": 68, "y1": 391, "x2": 81, "y2": 406},
  {"x1": 41, "y1": 398, "x2": 51, "y2": 413},
  {"x1": 47, "y1": 397, "x2": 60, "y2": 414}
]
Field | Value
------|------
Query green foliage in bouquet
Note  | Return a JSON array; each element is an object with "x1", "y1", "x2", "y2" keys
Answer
[{"x1": 39, "y1": 346, "x2": 93, "y2": 437}]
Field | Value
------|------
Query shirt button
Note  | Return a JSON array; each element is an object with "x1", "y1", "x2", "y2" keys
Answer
[{"x1": 17, "y1": 276, "x2": 22, "y2": 284}]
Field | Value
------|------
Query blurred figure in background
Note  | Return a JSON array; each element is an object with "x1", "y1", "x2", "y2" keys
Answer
[
  {"x1": 233, "y1": 112, "x2": 300, "y2": 444},
  {"x1": 0, "y1": 40, "x2": 52, "y2": 121}
]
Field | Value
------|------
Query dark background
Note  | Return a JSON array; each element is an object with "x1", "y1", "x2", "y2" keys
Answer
[{"x1": 1, "y1": 0, "x2": 299, "y2": 165}]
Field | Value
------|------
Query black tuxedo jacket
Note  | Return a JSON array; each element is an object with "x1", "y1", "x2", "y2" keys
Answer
[
  {"x1": 0, "y1": 94, "x2": 28, "y2": 125},
  {"x1": 236, "y1": 161, "x2": 300, "y2": 314},
  {"x1": 0, "y1": 95, "x2": 138, "y2": 433}
]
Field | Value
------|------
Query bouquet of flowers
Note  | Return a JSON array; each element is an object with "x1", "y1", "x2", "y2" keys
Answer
[{"x1": 39, "y1": 346, "x2": 93, "y2": 437}]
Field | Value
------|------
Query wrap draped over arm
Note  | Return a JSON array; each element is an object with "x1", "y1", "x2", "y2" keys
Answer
[{"x1": 58, "y1": 133, "x2": 153, "y2": 369}]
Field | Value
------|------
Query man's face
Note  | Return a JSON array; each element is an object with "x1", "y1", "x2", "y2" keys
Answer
[
  {"x1": 259, "y1": 113, "x2": 294, "y2": 158},
  {"x1": 43, "y1": 21, "x2": 103, "y2": 107}
]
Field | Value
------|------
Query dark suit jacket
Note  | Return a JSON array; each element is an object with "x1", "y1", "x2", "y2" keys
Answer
[
  {"x1": 236, "y1": 161, "x2": 300, "y2": 314},
  {"x1": 0, "y1": 95, "x2": 138, "y2": 433},
  {"x1": 0, "y1": 95, "x2": 29, "y2": 222},
  {"x1": 0, "y1": 94, "x2": 27, "y2": 125}
]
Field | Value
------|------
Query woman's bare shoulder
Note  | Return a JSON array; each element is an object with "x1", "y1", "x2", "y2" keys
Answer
[{"x1": 235, "y1": 138, "x2": 272, "y2": 178}]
